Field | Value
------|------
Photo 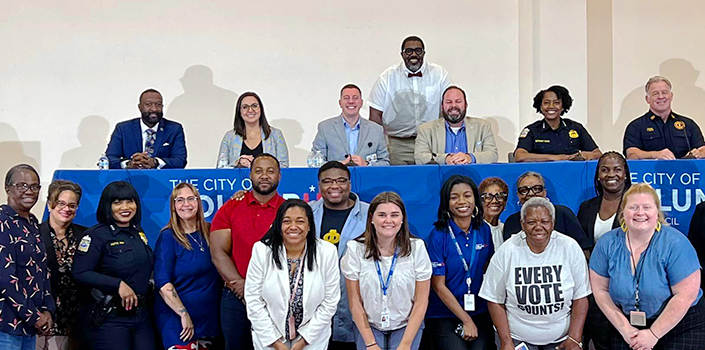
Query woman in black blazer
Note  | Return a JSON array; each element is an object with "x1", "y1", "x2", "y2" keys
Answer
[
  {"x1": 39, "y1": 180, "x2": 87, "y2": 350},
  {"x1": 577, "y1": 151, "x2": 631, "y2": 350}
]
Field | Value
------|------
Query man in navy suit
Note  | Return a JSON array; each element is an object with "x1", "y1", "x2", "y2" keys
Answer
[{"x1": 105, "y1": 89, "x2": 187, "y2": 169}]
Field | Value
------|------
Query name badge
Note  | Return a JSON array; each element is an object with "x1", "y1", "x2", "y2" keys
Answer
[
  {"x1": 514, "y1": 342, "x2": 530, "y2": 350},
  {"x1": 365, "y1": 154, "x2": 378, "y2": 163},
  {"x1": 464, "y1": 294, "x2": 476, "y2": 312},
  {"x1": 381, "y1": 309, "x2": 390, "y2": 328},
  {"x1": 630, "y1": 310, "x2": 647, "y2": 327}
]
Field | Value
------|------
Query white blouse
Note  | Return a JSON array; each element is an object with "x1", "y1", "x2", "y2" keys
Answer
[
  {"x1": 485, "y1": 219, "x2": 505, "y2": 249},
  {"x1": 341, "y1": 238, "x2": 432, "y2": 331},
  {"x1": 593, "y1": 212, "x2": 615, "y2": 243}
]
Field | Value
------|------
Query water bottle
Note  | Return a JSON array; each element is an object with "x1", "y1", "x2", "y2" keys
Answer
[
  {"x1": 217, "y1": 157, "x2": 230, "y2": 169},
  {"x1": 307, "y1": 150, "x2": 326, "y2": 168},
  {"x1": 98, "y1": 153, "x2": 109, "y2": 170}
]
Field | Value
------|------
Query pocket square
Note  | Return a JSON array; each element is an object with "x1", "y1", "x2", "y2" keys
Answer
[{"x1": 162, "y1": 142, "x2": 170, "y2": 146}]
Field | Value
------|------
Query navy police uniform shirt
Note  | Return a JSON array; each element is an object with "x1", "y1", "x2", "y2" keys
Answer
[
  {"x1": 73, "y1": 223, "x2": 154, "y2": 296},
  {"x1": 623, "y1": 111, "x2": 705, "y2": 159},
  {"x1": 516, "y1": 118, "x2": 599, "y2": 155}
]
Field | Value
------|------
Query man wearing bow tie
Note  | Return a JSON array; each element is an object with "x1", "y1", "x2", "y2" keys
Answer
[
  {"x1": 105, "y1": 89, "x2": 188, "y2": 169},
  {"x1": 368, "y1": 36, "x2": 453, "y2": 165}
]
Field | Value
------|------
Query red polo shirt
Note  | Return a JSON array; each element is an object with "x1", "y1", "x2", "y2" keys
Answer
[{"x1": 211, "y1": 191, "x2": 284, "y2": 278}]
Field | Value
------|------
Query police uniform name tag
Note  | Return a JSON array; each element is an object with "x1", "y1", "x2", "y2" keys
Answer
[
  {"x1": 78, "y1": 236, "x2": 91, "y2": 253},
  {"x1": 630, "y1": 310, "x2": 647, "y2": 327},
  {"x1": 464, "y1": 294, "x2": 475, "y2": 311}
]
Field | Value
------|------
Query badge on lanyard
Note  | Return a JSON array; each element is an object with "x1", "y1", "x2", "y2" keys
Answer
[
  {"x1": 448, "y1": 226, "x2": 478, "y2": 312},
  {"x1": 375, "y1": 251, "x2": 398, "y2": 329},
  {"x1": 630, "y1": 310, "x2": 647, "y2": 327},
  {"x1": 464, "y1": 277, "x2": 475, "y2": 311}
]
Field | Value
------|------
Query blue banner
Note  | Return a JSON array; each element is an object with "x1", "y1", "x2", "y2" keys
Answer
[{"x1": 51, "y1": 160, "x2": 705, "y2": 246}]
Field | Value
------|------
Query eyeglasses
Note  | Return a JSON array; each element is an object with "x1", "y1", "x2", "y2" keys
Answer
[
  {"x1": 402, "y1": 48, "x2": 425, "y2": 56},
  {"x1": 54, "y1": 200, "x2": 78, "y2": 211},
  {"x1": 320, "y1": 178, "x2": 350, "y2": 186},
  {"x1": 143, "y1": 102, "x2": 163, "y2": 108},
  {"x1": 241, "y1": 103, "x2": 260, "y2": 111},
  {"x1": 481, "y1": 192, "x2": 508, "y2": 203},
  {"x1": 174, "y1": 196, "x2": 198, "y2": 205},
  {"x1": 10, "y1": 183, "x2": 41, "y2": 193},
  {"x1": 517, "y1": 185, "x2": 545, "y2": 196}
]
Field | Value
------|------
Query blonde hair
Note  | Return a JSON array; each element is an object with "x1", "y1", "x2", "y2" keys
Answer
[
  {"x1": 645, "y1": 75, "x2": 672, "y2": 95},
  {"x1": 163, "y1": 183, "x2": 211, "y2": 250},
  {"x1": 618, "y1": 183, "x2": 666, "y2": 227}
]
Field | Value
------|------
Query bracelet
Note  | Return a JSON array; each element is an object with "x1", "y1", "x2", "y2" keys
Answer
[
  {"x1": 649, "y1": 328, "x2": 661, "y2": 340},
  {"x1": 365, "y1": 341, "x2": 377, "y2": 348},
  {"x1": 567, "y1": 335, "x2": 583, "y2": 348}
]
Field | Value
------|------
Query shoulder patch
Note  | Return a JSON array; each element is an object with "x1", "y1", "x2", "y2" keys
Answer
[
  {"x1": 519, "y1": 128, "x2": 530, "y2": 138},
  {"x1": 78, "y1": 235, "x2": 92, "y2": 253},
  {"x1": 138, "y1": 232, "x2": 149, "y2": 245},
  {"x1": 674, "y1": 120, "x2": 685, "y2": 130},
  {"x1": 568, "y1": 129, "x2": 579, "y2": 138}
]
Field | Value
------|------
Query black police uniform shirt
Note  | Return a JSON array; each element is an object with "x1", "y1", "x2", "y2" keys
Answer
[
  {"x1": 320, "y1": 206, "x2": 354, "y2": 248},
  {"x1": 515, "y1": 118, "x2": 599, "y2": 155},
  {"x1": 623, "y1": 111, "x2": 705, "y2": 158},
  {"x1": 73, "y1": 223, "x2": 154, "y2": 297}
]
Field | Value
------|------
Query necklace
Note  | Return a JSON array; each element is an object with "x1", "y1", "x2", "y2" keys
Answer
[{"x1": 188, "y1": 232, "x2": 205, "y2": 252}]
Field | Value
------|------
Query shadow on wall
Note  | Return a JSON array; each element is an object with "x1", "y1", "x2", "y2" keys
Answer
[
  {"x1": 485, "y1": 116, "x2": 516, "y2": 163},
  {"x1": 167, "y1": 65, "x2": 238, "y2": 168},
  {"x1": 270, "y1": 119, "x2": 307, "y2": 167},
  {"x1": 615, "y1": 58, "x2": 705, "y2": 154},
  {"x1": 0, "y1": 122, "x2": 42, "y2": 212},
  {"x1": 60, "y1": 116, "x2": 110, "y2": 169}
]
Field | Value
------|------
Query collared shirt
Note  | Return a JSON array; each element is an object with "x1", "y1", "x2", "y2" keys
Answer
[
  {"x1": 516, "y1": 118, "x2": 598, "y2": 155},
  {"x1": 211, "y1": 191, "x2": 285, "y2": 278},
  {"x1": 444, "y1": 121, "x2": 469, "y2": 154},
  {"x1": 342, "y1": 116, "x2": 361, "y2": 155},
  {"x1": 120, "y1": 119, "x2": 166, "y2": 169},
  {"x1": 369, "y1": 61, "x2": 453, "y2": 137},
  {"x1": 73, "y1": 223, "x2": 154, "y2": 296},
  {"x1": 590, "y1": 226, "x2": 702, "y2": 319},
  {"x1": 425, "y1": 220, "x2": 494, "y2": 318},
  {"x1": 623, "y1": 111, "x2": 705, "y2": 158},
  {"x1": 0, "y1": 205, "x2": 55, "y2": 336}
]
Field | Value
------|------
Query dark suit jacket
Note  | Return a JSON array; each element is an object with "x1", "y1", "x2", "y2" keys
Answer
[
  {"x1": 39, "y1": 221, "x2": 87, "y2": 301},
  {"x1": 688, "y1": 202, "x2": 705, "y2": 290},
  {"x1": 577, "y1": 196, "x2": 620, "y2": 245},
  {"x1": 105, "y1": 118, "x2": 187, "y2": 169},
  {"x1": 502, "y1": 204, "x2": 593, "y2": 250}
]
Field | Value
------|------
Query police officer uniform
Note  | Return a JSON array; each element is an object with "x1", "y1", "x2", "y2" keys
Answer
[
  {"x1": 72, "y1": 223, "x2": 155, "y2": 349},
  {"x1": 515, "y1": 118, "x2": 599, "y2": 155},
  {"x1": 623, "y1": 111, "x2": 705, "y2": 158}
]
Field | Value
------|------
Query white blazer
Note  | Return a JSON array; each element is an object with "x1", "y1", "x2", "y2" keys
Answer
[{"x1": 245, "y1": 239, "x2": 341, "y2": 349}]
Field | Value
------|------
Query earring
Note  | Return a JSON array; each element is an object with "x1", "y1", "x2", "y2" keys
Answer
[
  {"x1": 656, "y1": 221, "x2": 662, "y2": 232},
  {"x1": 472, "y1": 206, "x2": 479, "y2": 218},
  {"x1": 620, "y1": 220, "x2": 628, "y2": 233}
]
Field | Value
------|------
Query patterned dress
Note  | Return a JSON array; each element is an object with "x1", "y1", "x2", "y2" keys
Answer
[
  {"x1": 47, "y1": 227, "x2": 79, "y2": 336},
  {"x1": 284, "y1": 257, "x2": 304, "y2": 340}
]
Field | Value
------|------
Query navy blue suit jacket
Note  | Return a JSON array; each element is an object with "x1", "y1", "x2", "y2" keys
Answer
[{"x1": 105, "y1": 118, "x2": 187, "y2": 169}]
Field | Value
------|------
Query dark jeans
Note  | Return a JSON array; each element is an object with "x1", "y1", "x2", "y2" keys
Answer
[
  {"x1": 424, "y1": 313, "x2": 495, "y2": 350},
  {"x1": 328, "y1": 341, "x2": 356, "y2": 350},
  {"x1": 584, "y1": 294, "x2": 610, "y2": 350},
  {"x1": 221, "y1": 288, "x2": 253, "y2": 350},
  {"x1": 87, "y1": 308, "x2": 155, "y2": 350}
]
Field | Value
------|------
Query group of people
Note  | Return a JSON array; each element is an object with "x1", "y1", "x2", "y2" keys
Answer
[
  {"x1": 104, "y1": 36, "x2": 705, "y2": 172},
  {"x1": 3, "y1": 147, "x2": 705, "y2": 350}
]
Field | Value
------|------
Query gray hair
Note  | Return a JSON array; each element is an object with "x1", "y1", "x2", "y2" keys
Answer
[
  {"x1": 520, "y1": 197, "x2": 555, "y2": 222},
  {"x1": 645, "y1": 75, "x2": 672, "y2": 95},
  {"x1": 516, "y1": 171, "x2": 545, "y2": 191},
  {"x1": 5, "y1": 164, "x2": 40, "y2": 187}
]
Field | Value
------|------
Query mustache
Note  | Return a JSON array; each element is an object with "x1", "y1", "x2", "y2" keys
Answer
[{"x1": 141, "y1": 111, "x2": 164, "y2": 119}]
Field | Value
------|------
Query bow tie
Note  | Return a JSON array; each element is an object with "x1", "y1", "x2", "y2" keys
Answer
[{"x1": 408, "y1": 72, "x2": 423, "y2": 78}]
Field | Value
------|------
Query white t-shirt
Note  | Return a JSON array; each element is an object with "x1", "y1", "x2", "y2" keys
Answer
[
  {"x1": 478, "y1": 231, "x2": 591, "y2": 345},
  {"x1": 593, "y1": 212, "x2": 615, "y2": 243},
  {"x1": 485, "y1": 219, "x2": 505, "y2": 250},
  {"x1": 341, "y1": 238, "x2": 432, "y2": 331},
  {"x1": 368, "y1": 61, "x2": 452, "y2": 138}
]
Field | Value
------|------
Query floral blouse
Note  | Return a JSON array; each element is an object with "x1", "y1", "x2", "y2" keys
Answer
[{"x1": 47, "y1": 226, "x2": 79, "y2": 336}]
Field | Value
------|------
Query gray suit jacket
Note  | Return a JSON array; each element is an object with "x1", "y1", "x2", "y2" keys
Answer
[
  {"x1": 312, "y1": 115, "x2": 390, "y2": 166},
  {"x1": 414, "y1": 116, "x2": 498, "y2": 164}
]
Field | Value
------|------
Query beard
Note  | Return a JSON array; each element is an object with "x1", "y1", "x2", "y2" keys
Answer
[
  {"x1": 443, "y1": 107, "x2": 466, "y2": 124},
  {"x1": 141, "y1": 111, "x2": 164, "y2": 126},
  {"x1": 253, "y1": 180, "x2": 279, "y2": 196}
]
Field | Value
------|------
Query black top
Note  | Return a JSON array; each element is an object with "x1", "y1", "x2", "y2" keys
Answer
[
  {"x1": 72, "y1": 223, "x2": 154, "y2": 297},
  {"x1": 502, "y1": 204, "x2": 592, "y2": 250},
  {"x1": 320, "y1": 206, "x2": 354, "y2": 248},
  {"x1": 623, "y1": 111, "x2": 705, "y2": 158},
  {"x1": 576, "y1": 196, "x2": 620, "y2": 246},
  {"x1": 515, "y1": 118, "x2": 599, "y2": 155},
  {"x1": 40, "y1": 221, "x2": 87, "y2": 301},
  {"x1": 241, "y1": 139, "x2": 264, "y2": 157},
  {"x1": 688, "y1": 202, "x2": 705, "y2": 290}
]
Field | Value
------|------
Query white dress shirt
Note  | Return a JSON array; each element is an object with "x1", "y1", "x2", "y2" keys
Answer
[
  {"x1": 120, "y1": 119, "x2": 166, "y2": 169},
  {"x1": 341, "y1": 238, "x2": 432, "y2": 331},
  {"x1": 368, "y1": 61, "x2": 452, "y2": 138}
]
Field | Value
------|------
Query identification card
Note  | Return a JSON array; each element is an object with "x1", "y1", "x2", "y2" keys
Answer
[
  {"x1": 514, "y1": 342, "x2": 530, "y2": 350},
  {"x1": 381, "y1": 309, "x2": 390, "y2": 328},
  {"x1": 630, "y1": 310, "x2": 647, "y2": 326},
  {"x1": 464, "y1": 293, "x2": 476, "y2": 311}
]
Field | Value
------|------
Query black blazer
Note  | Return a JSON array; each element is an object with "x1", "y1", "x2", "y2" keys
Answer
[
  {"x1": 688, "y1": 202, "x2": 705, "y2": 290},
  {"x1": 577, "y1": 196, "x2": 620, "y2": 245},
  {"x1": 39, "y1": 221, "x2": 87, "y2": 299}
]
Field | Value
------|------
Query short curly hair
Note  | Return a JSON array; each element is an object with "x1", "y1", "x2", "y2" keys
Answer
[
  {"x1": 532, "y1": 85, "x2": 573, "y2": 116},
  {"x1": 46, "y1": 180, "x2": 83, "y2": 208}
]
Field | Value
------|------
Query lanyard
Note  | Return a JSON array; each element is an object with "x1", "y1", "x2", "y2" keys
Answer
[
  {"x1": 375, "y1": 250, "x2": 399, "y2": 306},
  {"x1": 448, "y1": 225, "x2": 478, "y2": 291},
  {"x1": 627, "y1": 232, "x2": 654, "y2": 311},
  {"x1": 288, "y1": 248, "x2": 306, "y2": 310}
]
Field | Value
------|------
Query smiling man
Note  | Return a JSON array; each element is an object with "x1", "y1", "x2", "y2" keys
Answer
[
  {"x1": 369, "y1": 36, "x2": 453, "y2": 165},
  {"x1": 624, "y1": 75, "x2": 705, "y2": 159},
  {"x1": 414, "y1": 86, "x2": 498, "y2": 164},
  {"x1": 311, "y1": 84, "x2": 389, "y2": 166},
  {"x1": 105, "y1": 89, "x2": 187, "y2": 169}
]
